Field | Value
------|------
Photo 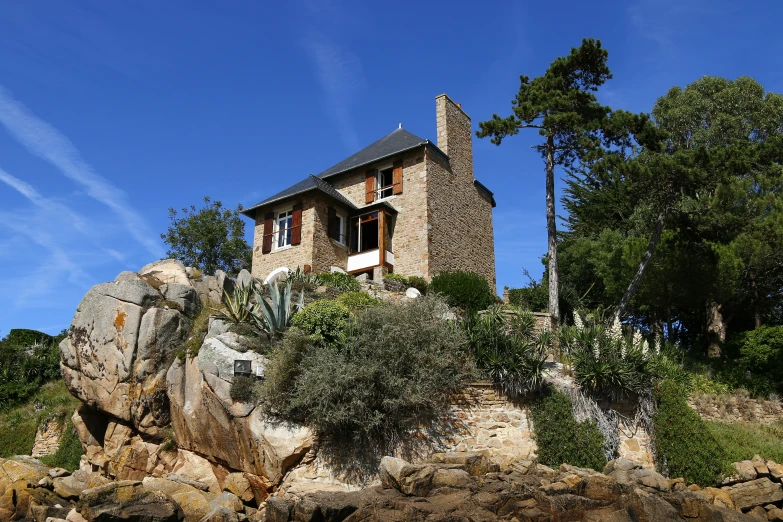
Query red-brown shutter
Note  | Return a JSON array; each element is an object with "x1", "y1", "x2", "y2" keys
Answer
[
  {"x1": 327, "y1": 207, "x2": 338, "y2": 240},
  {"x1": 262, "y1": 212, "x2": 274, "y2": 254},
  {"x1": 393, "y1": 160, "x2": 403, "y2": 195},
  {"x1": 365, "y1": 169, "x2": 376, "y2": 204},
  {"x1": 291, "y1": 203, "x2": 303, "y2": 245}
]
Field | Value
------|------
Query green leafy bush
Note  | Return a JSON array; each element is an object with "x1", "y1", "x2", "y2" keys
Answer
[
  {"x1": 507, "y1": 286, "x2": 548, "y2": 312},
  {"x1": 230, "y1": 375, "x2": 260, "y2": 403},
  {"x1": 290, "y1": 300, "x2": 350, "y2": 344},
  {"x1": 462, "y1": 306, "x2": 549, "y2": 396},
  {"x1": 728, "y1": 326, "x2": 783, "y2": 394},
  {"x1": 0, "y1": 331, "x2": 64, "y2": 410},
  {"x1": 383, "y1": 273, "x2": 409, "y2": 293},
  {"x1": 261, "y1": 296, "x2": 475, "y2": 455},
  {"x1": 529, "y1": 387, "x2": 606, "y2": 471},
  {"x1": 336, "y1": 291, "x2": 380, "y2": 311},
  {"x1": 6, "y1": 329, "x2": 52, "y2": 347},
  {"x1": 653, "y1": 380, "x2": 725, "y2": 486},
  {"x1": 318, "y1": 272, "x2": 361, "y2": 293},
  {"x1": 429, "y1": 270, "x2": 496, "y2": 313},
  {"x1": 406, "y1": 276, "x2": 429, "y2": 294}
]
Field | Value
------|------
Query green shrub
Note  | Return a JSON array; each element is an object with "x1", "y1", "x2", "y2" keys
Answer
[
  {"x1": 653, "y1": 380, "x2": 725, "y2": 486},
  {"x1": 462, "y1": 306, "x2": 549, "y2": 397},
  {"x1": 336, "y1": 291, "x2": 380, "y2": 311},
  {"x1": 706, "y1": 420, "x2": 783, "y2": 465},
  {"x1": 529, "y1": 387, "x2": 606, "y2": 471},
  {"x1": 290, "y1": 300, "x2": 350, "y2": 344},
  {"x1": 261, "y1": 296, "x2": 475, "y2": 456},
  {"x1": 229, "y1": 375, "x2": 259, "y2": 403},
  {"x1": 406, "y1": 276, "x2": 429, "y2": 295},
  {"x1": 383, "y1": 273, "x2": 409, "y2": 293},
  {"x1": 318, "y1": 272, "x2": 361, "y2": 293},
  {"x1": 429, "y1": 270, "x2": 496, "y2": 313},
  {"x1": 727, "y1": 326, "x2": 783, "y2": 394},
  {"x1": 507, "y1": 287, "x2": 548, "y2": 312}
]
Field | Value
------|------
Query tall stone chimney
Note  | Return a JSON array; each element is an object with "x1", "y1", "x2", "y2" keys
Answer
[{"x1": 435, "y1": 94, "x2": 474, "y2": 181}]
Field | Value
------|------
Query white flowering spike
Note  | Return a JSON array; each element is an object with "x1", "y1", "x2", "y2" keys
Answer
[
  {"x1": 573, "y1": 311, "x2": 584, "y2": 332},
  {"x1": 642, "y1": 339, "x2": 649, "y2": 357},
  {"x1": 633, "y1": 330, "x2": 642, "y2": 351},
  {"x1": 592, "y1": 339, "x2": 600, "y2": 361},
  {"x1": 607, "y1": 317, "x2": 623, "y2": 343},
  {"x1": 542, "y1": 316, "x2": 551, "y2": 333},
  {"x1": 654, "y1": 334, "x2": 661, "y2": 354},
  {"x1": 620, "y1": 342, "x2": 627, "y2": 360}
]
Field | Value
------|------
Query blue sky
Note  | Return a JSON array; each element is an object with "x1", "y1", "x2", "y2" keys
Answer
[{"x1": 1, "y1": 0, "x2": 782, "y2": 335}]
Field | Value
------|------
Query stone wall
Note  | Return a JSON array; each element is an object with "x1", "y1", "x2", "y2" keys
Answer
[
  {"x1": 251, "y1": 195, "x2": 318, "y2": 280},
  {"x1": 327, "y1": 150, "x2": 431, "y2": 279},
  {"x1": 310, "y1": 193, "x2": 350, "y2": 274},
  {"x1": 689, "y1": 393, "x2": 783, "y2": 425},
  {"x1": 427, "y1": 96, "x2": 496, "y2": 288},
  {"x1": 31, "y1": 419, "x2": 64, "y2": 458}
]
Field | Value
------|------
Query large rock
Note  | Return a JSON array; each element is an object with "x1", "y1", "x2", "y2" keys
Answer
[
  {"x1": 77, "y1": 481, "x2": 184, "y2": 522},
  {"x1": 167, "y1": 354, "x2": 313, "y2": 485},
  {"x1": 378, "y1": 457, "x2": 435, "y2": 496},
  {"x1": 160, "y1": 284, "x2": 199, "y2": 318},
  {"x1": 723, "y1": 477, "x2": 783, "y2": 510},
  {"x1": 60, "y1": 273, "x2": 196, "y2": 437},
  {"x1": 53, "y1": 470, "x2": 111, "y2": 501},
  {"x1": 0, "y1": 456, "x2": 53, "y2": 521},
  {"x1": 139, "y1": 260, "x2": 192, "y2": 287},
  {"x1": 142, "y1": 478, "x2": 211, "y2": 522}
]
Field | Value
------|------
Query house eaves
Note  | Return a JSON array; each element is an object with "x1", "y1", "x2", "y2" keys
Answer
[{"x1": 241, "y1": 175, "x2": 357, "y2": 218}]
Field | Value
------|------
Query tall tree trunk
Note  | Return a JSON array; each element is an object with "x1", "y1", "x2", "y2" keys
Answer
[
  {"x1": 706, "y1": 301, "x2": 726, "y2": 358},
  {"x1": 545, "y1": 135, "x2": 560, "y2": 331},
  {"x1": 750, "y1": 268, "x2": 762, "y2": 328},
  {"x1": 612, "y1": 211, "x2": 667, "y2": 323}
]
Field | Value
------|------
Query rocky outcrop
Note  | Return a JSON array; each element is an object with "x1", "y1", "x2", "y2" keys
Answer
[
  {"x1": 60, "y1": 262, "x2": 314, "y2": 500},
  {"x1": 166, "y1": 319, "x2": 313, "y2": 484},
  {"x1": 270, "y1": 455, "x2": 762, "y2": 522},
  {"x1": 59, "y1": 269, "x2": 196, "y2": 438}
]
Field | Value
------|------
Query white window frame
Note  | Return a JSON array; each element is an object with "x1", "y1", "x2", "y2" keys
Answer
[
  {"x1": 273, "y1": 206, "x2": 294, "y2": 251},
  {"x1": 333, "y1": 211, "x2": 347, "y2": 246},
  {"x1": 375, "y1": 162, "x2": 396, "y2": 201}
]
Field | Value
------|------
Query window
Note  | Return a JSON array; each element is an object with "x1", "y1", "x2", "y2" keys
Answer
[
  {"x1": 376, "y1": 167, "x2": 394, "y2": 200},
  {"x1": 349, "y1": 212, "x2": 379, "y2": 253},
  {"x1": 275, "y1": 209, "x2": 293, "y2": 249},
  {"x1": 329, "y1": 212, "x2": 346, "y2": 244}
]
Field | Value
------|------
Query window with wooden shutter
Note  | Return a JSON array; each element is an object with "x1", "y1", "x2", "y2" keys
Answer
[
  {"x1": 291, "y1": 203, "x2": 303, "y2": 245},
  {"x1": 393, "y1": 159, "x2": 403, "y2": 195},
  {"x1": 365, "y1": 169, "x2": 376, "y2": 204},
  {"x1": 262, "y1": 212, "x2": 274, "y2": 254}
]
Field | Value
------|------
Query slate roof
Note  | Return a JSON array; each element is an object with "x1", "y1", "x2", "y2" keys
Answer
[
  {"x1": 241, "y1": 174, "x2": 357, "y2": 217},
  {"x1": 317, "y1": 128, "x2": 436, "y2": 179}
]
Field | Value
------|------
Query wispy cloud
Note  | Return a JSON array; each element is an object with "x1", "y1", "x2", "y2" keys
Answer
[
  {"x1": 0, "y1": 86, "x2": 163, "y2": 257},
  {"x1": 301, "y1": 32, "x2": 365, "y2": 151}
]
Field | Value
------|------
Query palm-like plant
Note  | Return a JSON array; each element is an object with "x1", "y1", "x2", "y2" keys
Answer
[
  {"x1": 464, "y1": 305, "x2": 550, "y2": 397},
  {"x1": 215, "y1": 283, "x2": 253, "y2": 324},
  {"x1": 249, "y1": 279, "x2": 304, "y2": 338}
]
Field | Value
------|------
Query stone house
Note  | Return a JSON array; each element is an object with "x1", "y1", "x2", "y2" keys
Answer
[{"x1": 242, "y1": 94, "x2": 496, "y2": 286}]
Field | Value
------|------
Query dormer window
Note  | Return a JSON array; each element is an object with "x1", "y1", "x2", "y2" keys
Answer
[{"x1": 364, "y1": 159, "x2": 403, "y2": 204}]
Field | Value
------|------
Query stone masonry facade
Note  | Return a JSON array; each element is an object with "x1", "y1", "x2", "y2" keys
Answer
[{"x1": 248, "y1": 94, "x2": 496, "y2": 286}]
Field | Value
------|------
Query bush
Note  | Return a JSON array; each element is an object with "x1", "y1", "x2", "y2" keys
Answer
[
  {"x1": 290, "y1": 300, "x2": 350, "y2": 344},
  {"x1": 261, "y1": 296, "x2": 475, "y2": 456},
  {"x1": 429, "y1": 271, "x2": 496, "y2": 313},
  {"x1": 529, "y1": 387, "x2": 606, "y2": 471},
  {"x1": 6, "y1": 329, "x2": 52, "y2": 347},
  {"x1": 336, "y1": 291, "x2": 380, "y2": 311},
  {"x1": 462, "y1": 306, "x2": 549, "y2": 396},
  {"x1": 653, "y1": 380, "x2": 725, "y2": 486},
  {"x1": 318, "y1": 272, "x2": 361, "y2": 293},
  {"x1": 507, "y1": 286, "x2": 548, "y2": 312},
  {"x1": 229, "y1": 375, "x2": 259, "y2": 403},
  {"x1": 727, "y1": 326, "x2": 783, "y2": 395},
  {"x1": 383, "y1": 273, "x2": 409, "y2": 293}
]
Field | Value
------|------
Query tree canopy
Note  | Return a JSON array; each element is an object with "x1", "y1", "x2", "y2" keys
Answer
[{"x1": 161, "y1": 196, "x2": 252, "y2": 275}]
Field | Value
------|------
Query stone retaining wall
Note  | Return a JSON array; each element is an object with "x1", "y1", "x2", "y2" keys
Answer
[
  {"x1": 31, "y1": 419, "x2": 63, "y2": 458},
  {"x1": 689, "y1": 393, "x2": 783, "y2": 425}
]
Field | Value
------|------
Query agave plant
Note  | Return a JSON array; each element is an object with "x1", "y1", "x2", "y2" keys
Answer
[
  {"x1": 248, "y1": 279, "x2": 304, "y2": 338},
  {"x1": 285, "y1": 266, "x2": 322, "y2": 286},
  {"x1": 215, "y1": 283, "x2": 253, "y2": 324}
]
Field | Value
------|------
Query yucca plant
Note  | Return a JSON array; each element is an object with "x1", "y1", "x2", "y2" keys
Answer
[
  {"x1": 285, "y1": 266, "x2": 322, "y2": 286},
  {"x1": 248, "y1": 279, "x2": 304, "y2": 338}
]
